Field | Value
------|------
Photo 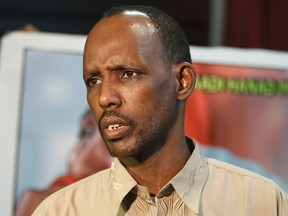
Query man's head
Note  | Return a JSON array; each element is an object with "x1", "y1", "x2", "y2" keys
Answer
[
  {"x1": 101, "y1": 5, "x2": 192, "y2": 68},
  {"x1": 83, "y1": 5, "x2": 196, "y2": 160}
]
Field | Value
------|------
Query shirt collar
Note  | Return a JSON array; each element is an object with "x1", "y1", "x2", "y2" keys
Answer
[
  {"x1": 170, "y1": 138, "x2": 208, "y2": 214},
  {"x1": 108, "y1": 157, "x2": 138, "y2": 206},
  {"x1": 108, "y1": 137, "x2": 208, "y2": 215}
]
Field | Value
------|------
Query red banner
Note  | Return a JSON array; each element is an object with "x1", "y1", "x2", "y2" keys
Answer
[{"x1": 185, "y1": 63, "x2": 288, "y2": 182}]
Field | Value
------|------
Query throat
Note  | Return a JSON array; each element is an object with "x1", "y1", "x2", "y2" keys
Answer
[{"x1": 122, "y1": 145, "x2": 191, "y2": 195}]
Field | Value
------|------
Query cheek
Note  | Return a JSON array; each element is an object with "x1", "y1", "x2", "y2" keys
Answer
[
  {"x1": 127, "y1": 83, "x2": 157, "y2": 103},
  {"x1": 133, "y1": 81, "x2": 175, "y2": 109},
  {"x1": 141, "y1": 82, "x2": 177, "y2": 126},
  {"x1": 124, "y1": 81, "x2": 172, "y2": 121},
  {"x1": 127, "y1": 88, "x2": 167, "y2": 130}
]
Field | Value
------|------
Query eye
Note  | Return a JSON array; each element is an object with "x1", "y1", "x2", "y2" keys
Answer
[
  {"x1": 79, "y1": 128, "x2": 94, "y2": 144},
  {"x1": 86, "y1": 76, "x2": 102, "y2": 86},
  {"x1": 121, "y1": 70, "x2": 137, "y2": 78}
]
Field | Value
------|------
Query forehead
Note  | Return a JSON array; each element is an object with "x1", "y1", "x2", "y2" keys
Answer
[
  {"x1": 83, "y1": 14, "x2": 164, "y2": 70},
  {"x1": 89, "y1": 13, "x2": 157, "y2": 43}
]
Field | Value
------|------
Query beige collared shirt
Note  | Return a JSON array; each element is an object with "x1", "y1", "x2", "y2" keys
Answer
[{"x1": 33, "y1": 141, "x2": 288, "y2": 215}]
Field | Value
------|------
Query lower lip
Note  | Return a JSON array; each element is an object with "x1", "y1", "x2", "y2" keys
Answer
[{"x1": 103, "y1": 125, "x2": 130, "y2": 140}]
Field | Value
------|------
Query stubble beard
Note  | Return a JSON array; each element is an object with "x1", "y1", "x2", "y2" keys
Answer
[
  {"x1": 104, "y1": 115, "x2": 161, "y2": 160},
  {"x1": 106, "y1": 102, "x2": 178, "y2": 161}
]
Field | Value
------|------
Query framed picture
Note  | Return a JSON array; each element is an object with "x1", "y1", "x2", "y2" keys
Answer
[{"x1": 0, "y1": 32, "x2": 87, "y2": 215}]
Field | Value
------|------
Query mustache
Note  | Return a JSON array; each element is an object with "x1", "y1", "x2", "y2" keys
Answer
[{"x1": 99, "y1": 110, "x2": 134, "y2": 126}]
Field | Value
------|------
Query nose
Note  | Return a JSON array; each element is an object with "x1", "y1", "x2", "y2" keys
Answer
[{"x1": 99, "y1": 81, "x2": 122, "y2": 109}]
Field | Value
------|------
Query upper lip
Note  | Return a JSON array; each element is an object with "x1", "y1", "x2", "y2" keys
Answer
[{"x1": 100, "y1": 116, "x2": 129, "y2": 130}]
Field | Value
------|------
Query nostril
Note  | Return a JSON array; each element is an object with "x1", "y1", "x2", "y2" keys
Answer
[{"x1": 99, "y1": 92, "x2": 122, "y2": 109}]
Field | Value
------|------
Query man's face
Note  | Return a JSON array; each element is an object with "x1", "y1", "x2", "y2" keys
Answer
[{"x1": 83, "y1": 14, "x2": 179, "y2": 159}]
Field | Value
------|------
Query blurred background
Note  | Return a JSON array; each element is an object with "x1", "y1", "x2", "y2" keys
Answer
[
  {"x1": 1, "y1": 0, "x2": 288, "y2": 51},
  {"x1": 1, "y1": 0, "x2": 288, "y2": 215},
  {"x1": 0, "y1": 0, "x2": 288, "y2": 215}
]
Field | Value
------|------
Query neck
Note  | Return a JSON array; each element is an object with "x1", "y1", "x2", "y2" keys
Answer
[{"x1": 120, "y1": 136, "x2": 191, "y2": 196}]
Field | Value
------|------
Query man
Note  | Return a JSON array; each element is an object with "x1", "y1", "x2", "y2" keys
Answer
[
  {"x1": 33, "y1": 5, "x2": 287, "y2": 215},
  {"x1": 16, "y1": 109, "x2": 111, "y2": 216}
]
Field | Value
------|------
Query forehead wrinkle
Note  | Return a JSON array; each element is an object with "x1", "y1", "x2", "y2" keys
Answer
[
  {"x1": 105, "y1": 56, "x2": 140, "y2": 72},
  {"x1": 87, "y1": 56, "x2": 140, "y2": 76}
]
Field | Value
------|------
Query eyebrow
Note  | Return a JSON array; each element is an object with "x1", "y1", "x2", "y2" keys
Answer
[
  {"x1": 84, "y1": 59, "x2": 141, "y2": 77},
  {"x1": 84, "y1": 71, "x2": 100, "y2": 78},
  {"x1": 106, "y1": 64, "x2": 131, "y2": 72},
  {"x1": 83, "y1": 66, "x2": 126, "y2": 82}
]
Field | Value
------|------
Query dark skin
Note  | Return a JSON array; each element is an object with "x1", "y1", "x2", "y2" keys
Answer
[{"x1": 83, "y1": 13, "x2": 196, "y2": 195}]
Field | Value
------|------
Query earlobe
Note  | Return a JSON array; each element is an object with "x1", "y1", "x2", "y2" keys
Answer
[{"x1": 175, "y1": 62, "x2": 196, "y2": 100}]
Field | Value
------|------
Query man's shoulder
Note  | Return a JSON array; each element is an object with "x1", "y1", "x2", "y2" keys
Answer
[
  {"x1": 56, "y1": 168, "x2": 111, "y2": 194},
  {"x1": 206, "y1": 158, "x2": 286, "y2": 193},
  {"x1": 207, "y1": 158, "x2": 275, "y2": 182},
  {"x1": 32, "y1": 169, "x2": 111, "y2": 215},
  {"x1": 202, "y1": 158, "x2": 288, "y2": 215}
]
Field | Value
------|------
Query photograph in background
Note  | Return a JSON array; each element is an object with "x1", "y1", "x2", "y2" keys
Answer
[
  {"x1": 0, "y1": 32, "x2": 87, "y2": 216},
  {"x1": 185, "y1": 63, "x2": 288, "y2": 182}
]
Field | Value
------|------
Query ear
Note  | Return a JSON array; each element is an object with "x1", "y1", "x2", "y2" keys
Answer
[{"x1": 174, "y1": 62, "x2": 196, "y2": 101}]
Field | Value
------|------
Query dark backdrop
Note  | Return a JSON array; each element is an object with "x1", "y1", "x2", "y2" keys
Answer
[
  {"x1": 1, "y1": 0, "x2": 287, "y2": 51},
  {"x1": 0, "y1": 0, "x2": 210, "y2": 46},
  {"x1": 225, "y1": 0, "x2": 288, "y2": 51}
]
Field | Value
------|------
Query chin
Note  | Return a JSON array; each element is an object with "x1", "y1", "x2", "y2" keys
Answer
[
  {"x1": 105, "y1": 136, "x2": 147, "y2": 158},
  {"x1": 108, "y1": 148, "x2": 132, "y2": 158}
]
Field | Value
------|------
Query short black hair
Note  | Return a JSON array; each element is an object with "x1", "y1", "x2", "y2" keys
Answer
[{"x1": 102, "y1": 5, "x2": 191, "y2": 67}]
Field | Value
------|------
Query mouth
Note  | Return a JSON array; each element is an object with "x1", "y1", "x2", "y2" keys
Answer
[
  {"x1": 100, "y1": 117, "x2": 131, "y2": 140},
  {"x1": 108, "y1": 124, "x2": 122, "y2": 130}
]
